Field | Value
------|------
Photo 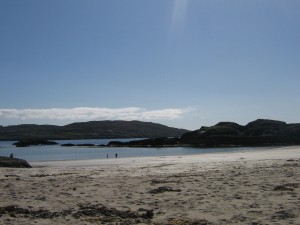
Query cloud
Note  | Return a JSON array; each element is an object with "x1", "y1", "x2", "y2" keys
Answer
[{"x1": 0, "y1": 107, "x2": 191, "y2": 122}]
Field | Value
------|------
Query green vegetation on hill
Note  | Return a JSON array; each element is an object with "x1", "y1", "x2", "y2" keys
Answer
[
  {"x1": 109, "y1": 119, "x2": 300, "y2": 147},
  {"x1": 0, "y1": 120, "x2": 189, "y2": 141},
  {"x1": 181, "y1": 119, "x2": 300, "y2": 146}
]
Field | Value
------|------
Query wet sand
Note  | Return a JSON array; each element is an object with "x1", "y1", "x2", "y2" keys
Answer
[{"x1": 1, "y1": 146, "x2": 300, "y2": 224}]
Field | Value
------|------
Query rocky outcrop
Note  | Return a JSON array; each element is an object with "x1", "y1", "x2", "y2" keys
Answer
[
  {"x1": 13, "y1": 139, "x2": 58, "y2": 147},
  {"x1": 0, "y1": 157, "x2": 32, "y2": 168},
  {"x1": 149, "y1": 186, "x2": 181, "y2": 194},
  {"x1": 107, "y1": 119, "x2": 300, "y2": 147},
  {"x1": 107, "y1": 137, "x2": 181, "y2": 147},
  {"x1": 0, "y1": 203, "x2": 153, "y2": 222},
  {"x1": 181, "y1": 119, "x2": 300, "y2": 147}
]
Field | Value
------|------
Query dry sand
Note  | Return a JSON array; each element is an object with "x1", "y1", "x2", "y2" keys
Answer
[{"x1": 1, "y1": 146, "x2": 300, "y2": 225}]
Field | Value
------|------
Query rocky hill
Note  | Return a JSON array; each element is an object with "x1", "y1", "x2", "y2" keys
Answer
[
  {"x1": 108, "y1": 119, "x2": 300, "y2": 147},
  {"x1": 180, "y1": 119, "x2": 300, "y2": 146},
  {"x1": 0, "y1": 120, "x2": 189, "y2": 141}
]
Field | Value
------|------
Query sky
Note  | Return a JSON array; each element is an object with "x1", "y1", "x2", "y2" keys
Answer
[{"x1": 0, "y1": 0, "x2": 299, "y2": 130}]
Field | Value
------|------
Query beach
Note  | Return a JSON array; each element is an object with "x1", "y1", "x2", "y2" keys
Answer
[{"x1": 1, "y1": 146, "x2": 300, "y2": 225}]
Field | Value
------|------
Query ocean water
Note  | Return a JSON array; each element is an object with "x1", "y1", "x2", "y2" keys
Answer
[{"x1": 0, "y1": 139, "x2": 261, "y2": 162}]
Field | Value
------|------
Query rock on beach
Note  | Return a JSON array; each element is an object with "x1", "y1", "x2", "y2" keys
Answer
[{"x1": 0, "y1": 157, "x2": 32, "y2": 168}]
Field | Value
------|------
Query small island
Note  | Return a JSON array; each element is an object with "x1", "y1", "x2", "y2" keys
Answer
[{"x1": 13, "y1": 139, "x2": 58, "y2": 147}]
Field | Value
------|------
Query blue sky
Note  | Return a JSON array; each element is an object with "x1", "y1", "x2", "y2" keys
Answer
[{"x1": 0, "y1": 0, "x2": 299, "y2": 130}]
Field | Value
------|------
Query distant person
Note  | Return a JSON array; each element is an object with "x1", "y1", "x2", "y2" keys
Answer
[
  {"x1": 115, "y1": 153, "x2": 118, "y2": 159},
  {"x1": 10, "y1": 153, "x2": 14, "y2": 158},
  {"x1": 107, "y1": 153, "x2": 108, "y2": 159}
]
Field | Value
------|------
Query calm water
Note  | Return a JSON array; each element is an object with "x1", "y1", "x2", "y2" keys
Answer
[{"x1": 0, "y1": 139, "x2": 260, "y2": 162}]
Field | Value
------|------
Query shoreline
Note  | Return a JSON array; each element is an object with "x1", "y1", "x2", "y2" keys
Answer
[
  {"x1": 30, "y1": 145, "x2": 300, "y2": 168},
  {"x1": 1, "y1": 146, "x2": 300, "y2": 224}
]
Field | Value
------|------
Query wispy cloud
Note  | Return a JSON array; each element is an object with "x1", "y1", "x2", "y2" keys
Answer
[
  {"x1": 0, "y1": 107, "x2": 191, "y2": 122},
  {"x1": 171, "y1": 0, "x2": 189, "y2": 32}
]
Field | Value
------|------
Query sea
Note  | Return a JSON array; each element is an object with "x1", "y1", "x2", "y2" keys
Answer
[{"x1": 0, "y1": 138, "x2": 264, "y2": 163}]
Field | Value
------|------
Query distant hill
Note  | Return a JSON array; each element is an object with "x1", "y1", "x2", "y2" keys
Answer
[
  {"x1": 180, "y1": 119, "x2": 300, "y2": 146},
  {"x1": 0, "y1": 120, "x2": 189, "y2": 141},
  {"x1": 108, "y1": 119, "x2": 300, "y2": 147}
]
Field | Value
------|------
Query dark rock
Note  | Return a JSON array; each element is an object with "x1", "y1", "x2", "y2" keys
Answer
[
  {"x1": 0, "y1": 206, "x2": 72, "y2": 220},
  {"x1": 149, "y1": 186, "x2": 181, "y2": 194},
  {"x1": 13, "y1": 139, "x2": 58, "y2": 147},
  {"x1": 0, "y1": 205, "x2": 30, "y2": 215},
  {"x1": 272, "y1": 210, "x2": 296, "y2": 220},
  {"x1": 0, "y1": 204, "x2": 154, "y2": 222},
  {"x1": 30, "y1": 209, "x2": 61, "y2": 219},
  {"x1": 61, "y1": 143, "x2": 75, "y2": 147},
  {"x1": 273, "y1": 183, "x2": 299, "y2": 191},
  {"x1": 0, "y1": 157, "x2": 32, "y2": 168},
  {"x1": 73, "y1": 203, "x2": 154, "y2": 220},
  {"x1": 137, "y1": 208, "x2": 154, "y2": 219},
  {"x1": 159, "y1": 218, "x2": 213, "y2": 225}
]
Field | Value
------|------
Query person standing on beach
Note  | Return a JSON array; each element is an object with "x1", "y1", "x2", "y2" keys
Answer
[
  {"x1": 107, "y1": 153, "x2": 108, "y2": 159},
  {"x1": 115, "y1": 153, "x2": 118, "y2": 159}
]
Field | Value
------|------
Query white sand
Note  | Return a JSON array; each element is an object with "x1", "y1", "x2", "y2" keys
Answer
[
  {"x1": 1, "y1": 146, "x2": 300, "y2": 224},
  {"x1": 31, "y1": 146, "x2": 300, "y2": 170}
]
